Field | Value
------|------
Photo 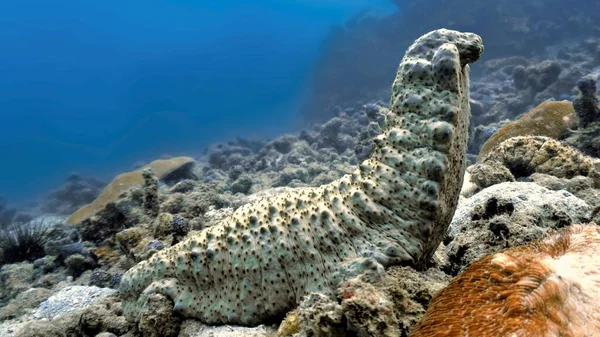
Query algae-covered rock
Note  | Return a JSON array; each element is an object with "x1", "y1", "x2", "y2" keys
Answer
[
  {"x1": 384, "y1": 266, "x2": 450, "y2": 335},
  {"x1": 277, "y1": 264, "x2": 450, "y2": 337},
  {"x1": 4, "y1": 294, "x2": 132, "y2": 337},
  {"x1": 0, "y1": 262, "x2": 34, "y2": 306},
  {"x1": 13, "y1": 321, "x2": 67, "y2": 337},
  {"x1": 78, "y1": 296, "x2": 133, "y2": 336},
  {"x1": 153, "y1": 212, "x2": 174, "y2": 240},
  {"x1": 115, "y1": 227, "x2": 149, "y2": 260},
  {"x1": 468, "y1": 162, "x2": 514, "y2": 189},
  {"x1": 0, "y1": 288, "x2": 53, "y2": 320},
  {"x1": 64, "y1": 253, "x2": 97, "y2": 277},
  {"x1": 277, "y1": 293, "x2": 344, "y2": 337},
  {"x1": 478, "y1": 136, "x2": 600, "y2": 187},
  {"x1": 137, "y1": 293, "x2": 181, "y2": 337},
  {"x1": 340, "y1": 282, "x2": 400, "y2": 337},
  {"x1": 447, "y1": 182, "x2": 591, "y2": 275}
]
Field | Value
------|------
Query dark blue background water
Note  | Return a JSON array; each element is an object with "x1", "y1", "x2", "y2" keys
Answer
[{"x1": 0, "y1": 0, "x2": 395, "y2": 205}]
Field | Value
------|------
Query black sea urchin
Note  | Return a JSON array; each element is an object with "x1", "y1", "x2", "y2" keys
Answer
[{"x1": 0, "y1": 222, "x2": 50, "y2": 266}]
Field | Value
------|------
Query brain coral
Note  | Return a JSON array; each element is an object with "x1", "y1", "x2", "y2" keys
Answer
[
  {"x1": 409, "y1": 223, "x2": 600, "y2": 337},
  {"x1": 67, "y1": 157, "x2": 195, "y2": 225},
  {"x1": 477, "y1": 100, "x2": 577, "y2": 161},
  {"x1": 119, "y1": 29, "x2": 484, "y2": 325}
]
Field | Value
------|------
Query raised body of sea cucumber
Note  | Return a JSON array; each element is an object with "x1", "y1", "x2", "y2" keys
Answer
[{"x1": 119, "y1": 29, "x2": 484, "y2": 325}]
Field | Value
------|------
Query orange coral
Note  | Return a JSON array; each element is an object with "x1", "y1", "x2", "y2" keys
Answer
[
  {"x1": 409, "y1": 224, "x2": 600, "y2": 337},
  {"x1": 66, "y1": 157, "x2": 195, "y2": 225},
  {"x1": 477, "y1": 100, "x2": 577, "y2": 161}
]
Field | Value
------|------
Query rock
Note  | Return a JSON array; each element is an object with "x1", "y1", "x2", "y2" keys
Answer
[
  {"x1": 137, "y1": 293, "x2": 181, "y2": 337},
  {"x1": 0, "y1": 263, "x2": 34, "y2": 306},
  {"x1": 384, "y1": 266, "x2": 450, "y2": 335},
  {"x1": 468, "y1": 163, "x2": 514, "y2": 189},
  {"x1": 0, "y1": 288, "x2": 53, "y2": 320},
  {"x1": 179, "y1": 321, "x2": 276, "y2": 337},
  {"x1": 78, "y1": 296, "x2": 133, "y2": 336},
  {"x1": 33, "y1": 285, "x2": 116, "y2": 320},
  {"x1": 477, "y1": 136, "x2": 600, "y2": 187},
  {"x1": 64, "y1": 253, "x2": 97, "y2": 277},
  {"x1": 12, "y1": 321, "x2": 67, "y2": 337},
  {"x1": 447, "y1": 182, "x2": 591, "y2": 275}
]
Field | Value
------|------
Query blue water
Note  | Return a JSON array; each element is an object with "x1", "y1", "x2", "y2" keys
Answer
[{"x1": 0, "y1": 0, "x2": 395, "y2": 205}]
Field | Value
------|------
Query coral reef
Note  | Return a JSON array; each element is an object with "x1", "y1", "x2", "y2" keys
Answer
[
  {"x1": 41, "y1": 174, "x2": 106, "y2": 216},
  {"x1": 0, "y1": 288, "x2": 52, "y2": 320},
  {"x1": 142, "y1": 168, "x2": 160, "y2": 218},
  {"x1": 66, "y1": 156, "x2": 195, "y2": 225},
  {"x1": 384, "y1": 266, "x2": 450, "y2": 335},
  {"x1": 197, "y1": 103, "x2": 387, "y2": 202},
  {"x1": 476, "y1": 136, "x2": 600, "y2": 187},
  {"x1": 76, "y1": 296, "x2": 133, "y2": 336},
  {"x1": 302, "y1": 0, "x2": 600, "y2": 123},
  {"x1": 6, "y1": 5, "x2": 600, "y2": 336},
  {"x1": 119, "y1": 28, "x2": 483, "y2": 326},
  {"x1": 410, "y1": 223, "x2": 600, "y2": 337},
  {"x1": 563, "y1": 74, "x2": 600, "y2": 157},
  {"x1": 573, "y1": 74, "x2": 600, "y2": 127},
  {"x1": 467, "y1": 135, "x2": 600, "y2": 215},
  {"x1": 0, "y1": 198, "x2": 26, "y2": 228},
  {"x1": 512, "y1": 60, "x2": 562, "y2": 93},
  {"x1": 137, "y1": 293, "x2": 182, "y2": 337},
  {"x1": 0, "y1": 263, "x2": 35, "y2": 307},
  {"x1": 277, "y1": 287, "x2": 395, "y2": 337},
  {"x1": 77, "y1": 202, "x2": 133, "y2": 243},
  {"x1": 476, "y1": 100, "x2": 576, "y2": 161},
  {"x1": 277, "y1": 261, "x2": 450, "y2": 337},
  {"x1": 469, "y1": 51, "x2": 594, "y2": 126},
  {"x1": 1, "y1": 291, "x2": 132, "y2": 337}
]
